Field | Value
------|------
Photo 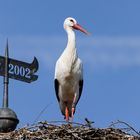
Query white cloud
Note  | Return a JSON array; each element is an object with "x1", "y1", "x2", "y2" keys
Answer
[
  {"x1": 1, "y1": 35, "x2": 140, "y2": 70},
  {"x1": 78, "y1": 36, "x2": 140, "y2": 69}
]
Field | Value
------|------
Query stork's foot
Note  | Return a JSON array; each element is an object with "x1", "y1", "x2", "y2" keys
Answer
[{"x1": 65, "y1": 107, "x2": 69, "y2": 121}]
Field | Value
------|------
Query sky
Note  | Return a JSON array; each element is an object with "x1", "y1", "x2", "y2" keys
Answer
[{"x1": 0, "y1": 0, "x2": 140, "y2": 132}]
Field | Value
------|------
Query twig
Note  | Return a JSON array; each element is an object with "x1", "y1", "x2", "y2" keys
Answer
[
  {"x1": 32, "y1": 102, "x2": 52, "y2": 125},
  {"x1": 109, "y1": 120, "x2": 140, "y2": 136},
  {"x1": 46, "y1": 120, "x2": 91, "y2": 127},
  {"x1": 84, "y1": 118, "x2": 94, "y2": 127}
]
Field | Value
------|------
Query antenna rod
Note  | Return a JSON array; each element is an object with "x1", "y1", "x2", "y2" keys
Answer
[{"x1": 3, "y1": 40, "x2": 9, "y2": 108}]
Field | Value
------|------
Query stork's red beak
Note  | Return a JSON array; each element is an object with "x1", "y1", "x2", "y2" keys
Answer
[{"x1": 73, "y1": 24, "x2": 90, "y2": 35}]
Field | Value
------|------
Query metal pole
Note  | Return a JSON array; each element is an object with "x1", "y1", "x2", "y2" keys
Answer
[
  {"x1": 0, "y1": 40, "x2": 19, "y2": 132},
  {"x1": 3, "y1": 40, "x2": 9, "y2": 108}
]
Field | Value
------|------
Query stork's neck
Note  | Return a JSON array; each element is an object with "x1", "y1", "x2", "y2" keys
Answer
[
  {"x1": 66, "y1": 28, "x2": 76, "y2": 50},
  {"x1": 62, "y1": 27, "x2": 78, "y2": 70}
]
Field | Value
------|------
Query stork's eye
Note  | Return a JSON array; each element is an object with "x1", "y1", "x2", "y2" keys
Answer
[{"x1": 70, "y1": 19, "x2": 74, "y2": 23}]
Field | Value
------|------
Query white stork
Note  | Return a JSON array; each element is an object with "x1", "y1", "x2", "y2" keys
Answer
[{"x1": 54, "y1": 17, "x2": 89, "y2": 121}]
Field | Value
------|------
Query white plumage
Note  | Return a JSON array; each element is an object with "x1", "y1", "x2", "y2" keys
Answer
[{"x1": 54, "y1": 17, "x2": 89, "y2": 121}]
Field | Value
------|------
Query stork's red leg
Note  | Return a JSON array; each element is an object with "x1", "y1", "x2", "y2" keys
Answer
[
  {"x1": 71, "y1": 107, "x2": 75, "y2": 119},
  {"x1": 65, "y1": 107, "x2": 69, "y2": 121},
  {"x1": 71, "y1": 94, "x2": 76, "y2": 120}
]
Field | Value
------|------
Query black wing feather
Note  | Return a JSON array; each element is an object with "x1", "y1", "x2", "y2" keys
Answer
[
  {"x1": 76, "y1": 80, "x2": 83, "y2": 105},
  {"x1": 54, "y1": 79, "x2": 60, "y2": 102}
]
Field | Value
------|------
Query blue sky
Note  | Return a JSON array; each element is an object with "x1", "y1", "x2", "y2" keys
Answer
[{"x1": 0, "y1": 0, "x2": 140, "y2": 131}]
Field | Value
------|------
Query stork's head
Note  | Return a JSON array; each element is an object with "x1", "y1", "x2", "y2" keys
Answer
[{"x1": 63, "y1": 17, "x2": 89, "y2": 35}]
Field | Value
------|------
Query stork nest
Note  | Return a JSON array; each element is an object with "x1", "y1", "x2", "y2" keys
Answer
[{"x1": 0, "y1": 121, "x2": 140, "y2": 140}]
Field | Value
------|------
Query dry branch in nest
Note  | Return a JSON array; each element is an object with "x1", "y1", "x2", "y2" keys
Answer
[
  {"x1": 0, "y1": 121, "x2": 140, "y2": 140},
  {"x1": 109, "y1": 120, "x2": 140, "y2": 136}
]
